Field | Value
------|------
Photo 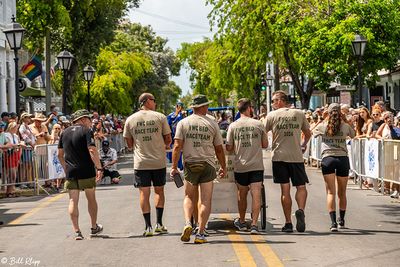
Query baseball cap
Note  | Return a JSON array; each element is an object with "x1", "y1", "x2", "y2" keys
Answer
[
  {"x1": 71, "y1": 109, "x2": 92, "y2": 122},
  {"x1": 102, "y1": 140, "x2": 110, "y2": 147}
]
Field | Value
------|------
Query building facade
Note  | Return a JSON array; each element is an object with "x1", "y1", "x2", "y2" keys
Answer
[{"x1": 0, "y1": 0, "x2": 17, "y2": 113}]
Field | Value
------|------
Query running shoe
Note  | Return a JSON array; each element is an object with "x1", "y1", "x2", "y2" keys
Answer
[
  {"x1": 75, "y1": 231, "x2": 84, "y2": 240},
  {"x1": 250, "y1": 225, "x2": 259, "y2": 235},
  {"x1": 180, "y1": 224, "x2": 192, "y2": 242},
  {"x1": 337, "y1": 218, "x2": 345, "y2": 229},
  {"x1": 154, "y1": 223, "x2": 168, "y2": 234},
  {"x1": 295, "y1": 209, "x2": 306, "y2": 232},
  {"x1": 143, "y1": 226, "x2": 153, "y2": 237},
  {"x1": 330, "y1": 223, "x2": 338, "y2": 232},
  {"x1": 192, "y1": 226, "x2": 198, "y2": 235},
  {"x1": 192, "y1": 226, "x2": 210, "y2": 236},
  {"x1": 233, "y1": 218, "x2": 247, "y2": 231},
  {"x1": 194, "y1": 233, "x2": 207, "y2": 244},
  {"x1": 203, "y1": 228, "x2": 210, "y2": 237},
  {"x1": 90, "y1": 224, "x2": 103, "y2": 237},
  {"x1": 281, "y1": 223, "x2": 293, "y2": 233}
]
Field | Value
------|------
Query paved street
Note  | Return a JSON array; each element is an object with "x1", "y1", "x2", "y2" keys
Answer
[{"x1": 0, "y1": 152, "x2": 399, "y2": 267}]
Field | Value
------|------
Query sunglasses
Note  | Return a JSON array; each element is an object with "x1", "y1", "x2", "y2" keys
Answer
[{"x1": 372, "y1": 114, "x2": 380, "y2": 116}]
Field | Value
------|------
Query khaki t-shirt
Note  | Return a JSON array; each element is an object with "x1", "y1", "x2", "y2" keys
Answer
[
  {"x1": 264, "y1": 108, "x2": 310, "y2": 162},
  {"x1": 313, "y1": 121, "x2": 355, "y2": 158},
  {"x1": 226, "y1": 116, "x2": 267, "y2": 173},
  {"x1": 123, "y1": 110, "x2": 171, "y2": 170},
  {"x1": 175, "y1": 114, "x2": 223, "y2": 166}
]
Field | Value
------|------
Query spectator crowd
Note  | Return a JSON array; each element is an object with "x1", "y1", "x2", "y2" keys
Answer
[{"x1": 0, "y1": 105, "x2": 126, "y2": 198}]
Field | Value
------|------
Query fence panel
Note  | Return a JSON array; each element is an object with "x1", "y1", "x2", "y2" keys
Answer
[{"x1": 383, "y1": 140, "x2": 400, "y2": 185}]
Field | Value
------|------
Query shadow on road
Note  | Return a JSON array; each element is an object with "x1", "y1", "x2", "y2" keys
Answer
[{"x1": 0, "y1": 223, "x2": 41, "y2": 228}]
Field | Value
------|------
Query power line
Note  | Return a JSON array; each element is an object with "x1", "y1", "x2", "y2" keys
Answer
[{"x1": 133, "y1": 9, "x2": 211, "y2": 31}]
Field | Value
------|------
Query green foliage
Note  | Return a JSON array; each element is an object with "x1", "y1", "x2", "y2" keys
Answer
[
  {"x1": 205, "y1": 0, "x2": 400, "y2": 108},
  {"x1": 87, "y1": 49, "x2": 152, "y2": 114},
  {"x1": 157, "y1": 81, "x2": 182, "y2": 114},
  {"x1": 17, "y1": 0, "x2": 72, "y2": 51},
  {"x1": 17, "y1": 0, "x2": 141, "y2": 114},
  {"x1": 103, "y1": 23, "x2": 181, "y2": 111}
]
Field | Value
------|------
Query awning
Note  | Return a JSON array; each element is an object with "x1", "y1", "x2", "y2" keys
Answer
[{"x1": 20, "y1": 87, "x2": 46, "y2": 98}]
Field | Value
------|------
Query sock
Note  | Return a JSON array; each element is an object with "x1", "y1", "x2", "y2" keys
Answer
[
  {"x1": 143, "y1": 213, "x2": 151, "y2": 228},
  {"x1": 329, "y1": 211, "x2": 336, "y2": 224},
  {"x1": 156, "y1": 207, "x2": 164, "y2": 226},
  {"x1": 339, "y1": 210, "x2": 346, "y2": 220}
]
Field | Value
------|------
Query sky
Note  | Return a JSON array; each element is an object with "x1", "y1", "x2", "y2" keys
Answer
[{"x1": 128, "y1": 0, "x2": 214, "y2": 96}]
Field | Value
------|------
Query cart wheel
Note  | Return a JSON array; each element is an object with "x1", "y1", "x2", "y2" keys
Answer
[{"x1": 260, "y1": 184, "x2": 267, "y2": 230}]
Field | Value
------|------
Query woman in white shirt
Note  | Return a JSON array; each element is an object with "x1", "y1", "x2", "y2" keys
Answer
[{"x1": 4, "y1": 122, "x2": 22, "y2": 197}]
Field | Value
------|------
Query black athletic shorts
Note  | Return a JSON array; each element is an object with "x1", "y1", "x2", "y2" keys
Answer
[
  {"x1": 234, "y1": 170, "x2": 264, "y2": 186},
  {"x1": 133, "y1": 168, "x2": 166, "y2": 188},
  {"x1": 321, "y1": 156, "x2": 350, "y2": 177},
  {"x1": 103, "y1": 169, "x2": 121, "y2": 179},
  {"x1": 272, "y1": 161, "x2": 309, "y2": 186}
]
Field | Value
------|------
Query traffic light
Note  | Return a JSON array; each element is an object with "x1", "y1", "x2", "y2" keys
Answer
[{"x1": 260, "y1": 72, "x2": 267, "y2": 91}]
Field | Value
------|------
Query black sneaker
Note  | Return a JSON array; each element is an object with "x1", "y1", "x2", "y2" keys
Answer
[
  {"x1": 330, "y1": 223, "x2": 338, "y2": 232},
  {"x1": 337, "y1": 218, "x2": 345, "y2": 229},
  {"x1": 90, "y1": 224, "x2": 103, "y2": 237},
  {"x1": 75, "y1": 231, "x2": 84, "y2": 240},
  {"x1": 281, "y1": 223, "x2": 293, "y2": 233},
  {"x1": 295, "y1": 209, "x2": 306, "y2": 232}
]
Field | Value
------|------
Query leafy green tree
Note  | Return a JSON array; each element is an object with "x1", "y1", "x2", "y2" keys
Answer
[
  {"x1": 207, "y1": 0, "x2": 400, "y2": 108},
  {"x1": 157, "y1": 81, "x2": 182, "y2": 115},
  {"x1": 89, "y1": 49, "x2": 152, "y2": 114},
  {"x1": 107, "y1": 23, "x2": 181, "y2": 110},
  {"x1": 18, "y1": 0, "x2": 140, "y2": 113}
]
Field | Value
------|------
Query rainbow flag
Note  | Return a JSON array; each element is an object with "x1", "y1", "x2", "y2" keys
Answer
[{"x1": 21, "y1": 55, "x2": 42, "y2": 81}]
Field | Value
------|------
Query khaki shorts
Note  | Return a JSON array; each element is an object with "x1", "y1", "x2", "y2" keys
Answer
[
  {"x1": 65, "y1": 177, "x2": 96, "y2": 191},
  {"x1": 184, "y1": 162, "x2": 216, "y2": 185}
]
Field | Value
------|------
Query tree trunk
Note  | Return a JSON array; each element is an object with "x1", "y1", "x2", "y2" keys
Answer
[{"x1": 283, "y1": 41, "x2": 315, "y2": 110}]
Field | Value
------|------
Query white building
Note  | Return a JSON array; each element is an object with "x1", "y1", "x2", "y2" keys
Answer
[
  {"x1": 0, "y1": 0, "x2": 17, "y2": 113},
  {"x1": 376, "y1": 68, "x2": 400, "y2": 110}
]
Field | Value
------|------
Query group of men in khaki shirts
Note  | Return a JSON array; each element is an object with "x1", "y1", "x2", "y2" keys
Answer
[{"x1": 123, "y1": 90, "x2": 311, "y2": 244}]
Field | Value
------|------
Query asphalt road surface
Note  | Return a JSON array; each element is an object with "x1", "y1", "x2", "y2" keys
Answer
[{"x1": 0, "y1": 152, "x2": 399, "y2": 267}]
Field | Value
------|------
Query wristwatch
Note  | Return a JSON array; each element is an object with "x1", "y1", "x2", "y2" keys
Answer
[{"x1": 96, "y1": 168, "x2": 103, "y2": 171}]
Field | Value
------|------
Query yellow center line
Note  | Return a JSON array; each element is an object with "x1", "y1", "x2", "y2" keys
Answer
[
  {"x1": 251, "y1": 235, "x2": 284, "y2": 267},
  {"x1": 220, "y1": 214, "x2": 257, "y2": 267},
  {"x1": 8, "y1": 193, "x2": 65, "y2": 225}
]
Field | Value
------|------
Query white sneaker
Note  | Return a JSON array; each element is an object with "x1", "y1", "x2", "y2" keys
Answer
[{"x1": 390, "y1": 190, "x2": 399, "y2": 198}]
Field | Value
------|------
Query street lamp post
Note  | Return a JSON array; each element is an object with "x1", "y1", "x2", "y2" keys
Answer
[
  {"x1": 351, "y1": 34, "x2": 367, "y2": 107},
  {"x1": 57, "y1": 51, "x2": 74, "y2": 114},
  {"x1": 2, "y1": 15, "x2": 25, "y2": 115},
  {"x1": 266, "y1": 75, "x2": 273, "y2": 112},
  {"x1": 83, "y1": 66, "x2": 95, "y2": 111}
]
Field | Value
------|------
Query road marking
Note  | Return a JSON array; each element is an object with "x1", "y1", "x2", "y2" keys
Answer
[
  {"x1": 220, "y1": 214, "x2": 283, "y2": 267},
  {"x1": 8, "y1": 193, "x2": 65, "y2": 225},
  {"x1": 220, "y1": 214, "x2": 256, "y2": 267},
  {"x1": 251, "y1": 235, "x2": 284, "y2": 267}
]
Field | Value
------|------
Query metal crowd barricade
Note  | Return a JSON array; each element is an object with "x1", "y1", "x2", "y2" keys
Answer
[
  {"x1": 306, "y1": 135, "x2": 322, "y2": 167},
  {"x1": 382, "y1": 139, "x2": 400, "y2": 185},
  {"x1": 110, "y1": 133, "x2": 126, "y2": 153},
  {"x1": 95, "y1": 133, "x2": 126, "y2": 154},
  {"x1": 0, "y1": 146, "x2": 37, "y2": 190},
  {"x1": 303, "y1": 140, "x2": 311, "y2": 165},
  {"x1": 1, "y1": 134, "x2": 129, "y2": 197},
  {"x1": 349, "y1": 138, "x2": 386, "y2": 192}
]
